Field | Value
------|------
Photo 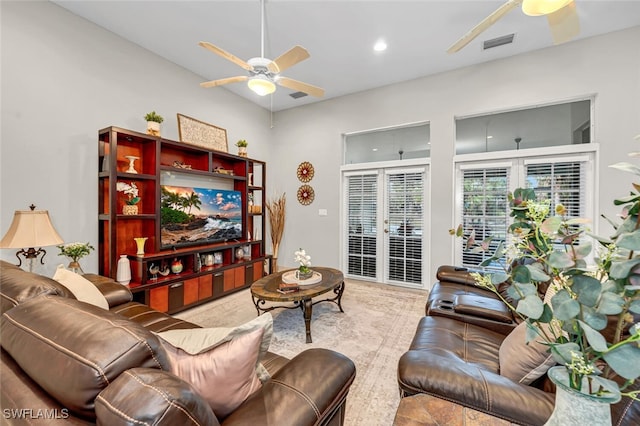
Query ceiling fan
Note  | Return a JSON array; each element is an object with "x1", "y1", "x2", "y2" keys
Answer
[
  {"x1": 447, "y1": 0, "x2": 580, "y2": 53},
  {"x1": 199, "y1": 0, "x2": 324, "y2": 98}
]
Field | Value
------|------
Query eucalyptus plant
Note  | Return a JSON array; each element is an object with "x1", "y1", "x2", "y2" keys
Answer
[{"x1": 456, "y1": 138, "x2": 640, "y2": 400}]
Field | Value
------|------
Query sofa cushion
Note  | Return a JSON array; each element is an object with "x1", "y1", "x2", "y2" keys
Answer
[
  {"x1": 499, "y1": 322, "x2": 556, "y2": 385},
  {"x1": 1, "y1": 296, "x2": 169, "y2": 419},
  {"x1": 52, "y1": 264, "x2": 109, "y2": 310},
  {"x1": 95, "y1": 368, "x2": 219, "y2": 426},
  {"x1": 0, "y1": 260, "x2": 75, "y2": 314},
  {"x1": 156, "y1": 314, "x2": 273, "y2": 419}
]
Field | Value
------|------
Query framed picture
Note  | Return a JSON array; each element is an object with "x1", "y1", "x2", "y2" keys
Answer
[{"x1": 177, "y1": 113, "x2": 228, "y2": 152}]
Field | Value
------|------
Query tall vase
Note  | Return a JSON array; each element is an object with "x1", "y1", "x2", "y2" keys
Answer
[
  {"x1": 134, "y1": 237, "x2": 148, "y2": 256},
  {"x1": 544, "y1": 366, "x2": 619, "y2": 426},
  {"x1": 116, "y1": 255, "x2": 131, "y2": 285}
]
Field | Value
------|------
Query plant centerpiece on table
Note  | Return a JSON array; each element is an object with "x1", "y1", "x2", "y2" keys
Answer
[
  {"x1": 144, "y1": 111, "x2": 164, "y2": 136},
  {"x1": 294, "y1": 248, "x2": 313, "y2": 280},
  {"x1": 453, "y1": 141, "x2": 640, "y2": 424},
  {"x1": 236, "y1": 139, "x2": 248, "y2": 157},
  {"x1": 57, "y1": 242, "x2": 94, "y2": 274},
  {"x1": 117, "y1": 181, "x2": 140, "y2": 215}
]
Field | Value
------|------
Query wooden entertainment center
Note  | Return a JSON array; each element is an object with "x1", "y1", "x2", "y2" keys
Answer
[{"x1": 98, "y1": 126, "x2": 269, "y2": 314}]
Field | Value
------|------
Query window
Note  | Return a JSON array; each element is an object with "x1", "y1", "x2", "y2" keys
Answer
[
  {"x1": 345, "y1": 173, "x2": 378, "y2": 278},
  {"x1": 386, "y1": 170, "x2": 424, "y2": 284},
  {"x1": 455, "y1": 99, "x2": 591, "y2": 155},
  {"x1": 525, "y1": 160, "x2": 586, "y2": 221},
  {"x1": 458, "y1": 165, "x2": 510, "y2": 269},
  {"x1": 454, "y1": 153, "x2": 595, "y2": 270},
  {"x1": 344, "y1": 122, "x2": 430, "y2": 164}
]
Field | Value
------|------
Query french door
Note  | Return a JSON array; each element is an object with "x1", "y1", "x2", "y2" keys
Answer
[{"x1": 343, "y1": 164, "x2": 427, "y2": 287}]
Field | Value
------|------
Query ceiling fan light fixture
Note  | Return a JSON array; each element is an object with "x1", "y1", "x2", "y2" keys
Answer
[
  {"x1": 248, "y1": 75, "x2": 276, "y2": 96},
  {"x1": 522, "y1": 0, "x2": 572, "y2": 16}
]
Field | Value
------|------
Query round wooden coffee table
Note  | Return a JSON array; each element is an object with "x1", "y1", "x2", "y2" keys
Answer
[{"x1": 250, "y1": 267, "x2": 345, "y2": 343}]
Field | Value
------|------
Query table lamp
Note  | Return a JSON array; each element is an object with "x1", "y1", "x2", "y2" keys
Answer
[{"x1": 0, "y1": 204, "x2": 64, "y2": 272}]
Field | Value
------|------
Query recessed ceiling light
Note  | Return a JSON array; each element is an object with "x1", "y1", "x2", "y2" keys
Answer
[
  {"x1": 373, "y1": 40, "x2": 387, "y2": 52},
  {"x1": 372, "y1": 148, "x2": 378, "y2": 151},
  {"x1": 487, "y1": 135, "x2": 494, "y2": 139}
]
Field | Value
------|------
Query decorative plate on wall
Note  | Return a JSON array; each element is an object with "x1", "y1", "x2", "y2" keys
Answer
[
  {"x1": 297, "y1": 185, "x2": 315, "y2": 205},
  {"x1": 296, "y1": 161, "x2": 314, "y2": 182}
]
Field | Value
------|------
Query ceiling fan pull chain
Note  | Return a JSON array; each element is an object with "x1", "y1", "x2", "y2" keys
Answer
[{"x1": 260, "y1": 0, "x2": 265, "y2": 58}]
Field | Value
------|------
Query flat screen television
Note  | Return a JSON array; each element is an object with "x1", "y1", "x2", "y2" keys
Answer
[{"x1": 160, "y1": 185, "x2": 243, "y2": 249}]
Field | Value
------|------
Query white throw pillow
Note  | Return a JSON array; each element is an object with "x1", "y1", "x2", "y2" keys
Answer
[
  {"x1": 156, "y1": 314, "x2": 273, "y2": 419},
  {"x1": 52, "y1": 265, "x2": 109, "y2": 310}
]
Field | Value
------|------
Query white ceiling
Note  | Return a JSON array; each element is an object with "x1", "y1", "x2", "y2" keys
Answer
[{"x1": 52, "y1": 1, "x2": 640, "y2": 112}]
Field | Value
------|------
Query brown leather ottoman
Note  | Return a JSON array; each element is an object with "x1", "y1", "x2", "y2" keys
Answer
[{"x1": 393, "y1": 394, "x2": 514, "y2": 426}]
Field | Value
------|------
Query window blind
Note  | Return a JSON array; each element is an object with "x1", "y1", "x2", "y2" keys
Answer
[
  {"x1": 386, "y1": 171, "x2": 424, "y2": 284},
  {"x1": 460, "y1": 167, "x2": 510, "y2": 269},
  {"x1": 345, "y1": 174, "x2": 378, "y2": 278}
]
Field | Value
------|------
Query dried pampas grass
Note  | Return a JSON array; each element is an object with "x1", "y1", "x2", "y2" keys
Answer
[{"x1": 266, "y1": 193, "x2": 286, "y2": 271}]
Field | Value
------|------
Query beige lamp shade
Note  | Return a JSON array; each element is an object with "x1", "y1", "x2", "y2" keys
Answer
[{"x1": 0, "y1": 210, "x2": 64, "y2": 249}]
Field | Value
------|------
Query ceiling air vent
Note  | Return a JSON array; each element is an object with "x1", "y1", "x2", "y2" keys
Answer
[
  {"x1": 483, "y1": 33, "x2": 515, "y2": 50},
  {"x1": 289, "y1": 91, "x2": 308, "y2": 99}
]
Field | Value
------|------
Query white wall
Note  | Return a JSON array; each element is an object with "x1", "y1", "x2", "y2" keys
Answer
[
  {"x1": 1, "y1": 1, "x2": 272, "y2": 276},
  {"x1": 2, "y1": 1, "x2": 638, "y2": 287},
  {"x1": 272, "y1": 27, "x2": 640, "y2": 283}
]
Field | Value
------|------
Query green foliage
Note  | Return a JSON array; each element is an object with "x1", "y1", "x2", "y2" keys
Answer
[
  {"x1": 235, "y1": 139, "x2": 248, "y2": 147},
  {"x1": 160, "y1": 207, "x2": 189, "y2": 224},
  {"x1": 57, "y1": 242, "x2": 94, "y2": 262},
  {"x1": 144, "y1": 111, "x2": 164, "y2": 123},
  {"x1": 453, "y1": 135, "x2": 640, "y2": 400}
]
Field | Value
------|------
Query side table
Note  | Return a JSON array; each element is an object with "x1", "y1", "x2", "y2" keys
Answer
[{"x1": 393, "y1": 394, "x2": 514, "y2": 426}]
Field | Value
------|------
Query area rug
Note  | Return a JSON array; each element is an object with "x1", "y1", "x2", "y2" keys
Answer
[{"x1": 175, "y1": 278, "x2": 428, "y2": 426}]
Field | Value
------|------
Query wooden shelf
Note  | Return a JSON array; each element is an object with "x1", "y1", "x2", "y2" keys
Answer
[{"x1": 98, "y1": 126, "x2": 268, "y2": 314}]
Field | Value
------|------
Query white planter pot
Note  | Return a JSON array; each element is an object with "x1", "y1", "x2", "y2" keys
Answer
[{"x1": 147, "y1": 121, "x2": 161, "y2": 136}]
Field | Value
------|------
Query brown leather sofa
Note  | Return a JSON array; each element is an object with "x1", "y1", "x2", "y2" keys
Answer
[
  {"x1": 0, "y1": 261, "x2": 356, "y2": 425},
  {"x1": 398, "y1": 265, "x2": 640, "y2": 426}
]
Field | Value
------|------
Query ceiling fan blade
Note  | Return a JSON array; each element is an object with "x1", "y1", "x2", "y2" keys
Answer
[
  {"x1": 277, "y1": 77, "x2": 324, "y2": 98},
  {"x1": 200, "y1": 76, "x2": 248, "y2": 88},
  {"x1": 198, "y1": 41, "x2": 253, "y2": 71},
  {"x1": 547, "y1": 1, "x2": 579, "y2": 44},
  {"x1": 267, "y1": 45, "x2": 310, "y2": 74},
  {"x1": 447, "y1": 0, "x2": 523, "y2": 53}
]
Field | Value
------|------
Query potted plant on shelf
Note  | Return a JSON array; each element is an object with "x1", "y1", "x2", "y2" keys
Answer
[
  {"x1": 144, "y1": 111, "x2": 164, "y2": 136},
  {"x1": 236, "y1": 139, "x2": 248, "y2": 157},
  {"x1": 453, "y1": 139, "x2": 640, "y2": 425},
  {"x1": 57, "y1": 242, "x2": 94, "y2": 274},
  {"x1": 117, "y1": 181, "x2": 140, "y2": 215}
]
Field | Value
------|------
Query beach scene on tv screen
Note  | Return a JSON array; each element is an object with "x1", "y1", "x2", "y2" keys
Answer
[{"x1": 161, "y1": 186, "x2": 242, "y2": 247}]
